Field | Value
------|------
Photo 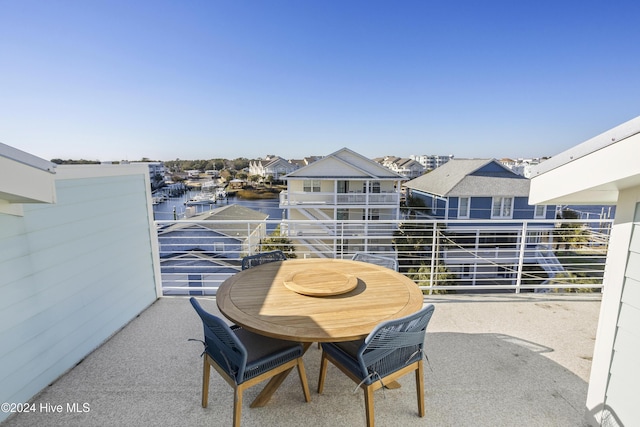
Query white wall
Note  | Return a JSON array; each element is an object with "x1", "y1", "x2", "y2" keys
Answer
[
  {"x1": 528, "y1": 116, "x2": 640, "y2": 426},
  {"x1": 585, "y1": 187, "x2": 640, "y2": 426},
  {"x1": 0, "y1": 165, "x2": 160, "y2": 422}
]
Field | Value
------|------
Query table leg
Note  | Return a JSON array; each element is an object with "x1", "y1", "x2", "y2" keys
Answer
[{"x1": 250, "y1": 342, "x2": 314, "y2": 408}]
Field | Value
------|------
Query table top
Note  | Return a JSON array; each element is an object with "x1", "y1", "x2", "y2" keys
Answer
[{"x1": 216, "y1": 258, "x2": 424, "y2": 343}]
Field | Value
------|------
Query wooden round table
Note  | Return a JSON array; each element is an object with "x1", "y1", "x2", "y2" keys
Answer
[
  {"x1": 217, "y1": 258, "x2": 424, "y2": 407},
  {"x1": 216, "y1": 258, "x2": 424, "y2": 343}
]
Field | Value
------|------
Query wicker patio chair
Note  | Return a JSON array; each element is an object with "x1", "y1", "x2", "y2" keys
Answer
[
  {"x1": 189, "y1": 297, "x2": 311, "y2": 427},
  {"x1": 317, "y1": 304, "x2": 435, "y2": 427},
  {"x1": 241, "y1": 250, "x2": 287, "y2": 270},
  {"x1": 352, "y1": 252, "x2": 399, "y2": 271}
]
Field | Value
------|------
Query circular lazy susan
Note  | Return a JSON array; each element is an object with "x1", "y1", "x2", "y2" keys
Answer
[{"x1": 283, "y1": 269, "x2": 358, "y2": 296}]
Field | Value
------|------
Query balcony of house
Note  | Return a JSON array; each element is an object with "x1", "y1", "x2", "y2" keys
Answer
[
  {"x1": 2, "y1": 215, "x2": 611, "y2": 426},
  {"x1": 1, "y1": 293, "x2": 601, "y2": 427},
  {"x1": 279, "y1": 190, "x2": 400, "y2": 207}
]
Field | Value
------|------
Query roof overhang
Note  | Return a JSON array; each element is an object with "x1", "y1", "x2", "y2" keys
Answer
[
  {"x1": 0, "y1": 143, "x2": 57, "y2": 215},
  {"x1": 529, "y1": 116, "x2": 640, "y2": 205}
]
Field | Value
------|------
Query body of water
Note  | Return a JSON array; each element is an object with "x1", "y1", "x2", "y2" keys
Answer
[
  {"x1": 153, "y1": 190, "x2": 284, "y2": 222},
  {"x1": 153, "y1": 192, "x2": 615, "y2": 225}
]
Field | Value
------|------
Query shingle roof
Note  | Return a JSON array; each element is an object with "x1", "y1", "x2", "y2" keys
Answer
[
  {"x1": 284, "y1": 147, "x2": 406, "y2": 180},
  {"x1": 403, "y1": 158, "x2": 530, "y2": 197},
  {"x1": 198, "y1": 204, "x2": 269, "y2": 221},
  {"x1": 160, "y1": 204, "x2": 269, "y2": 237}
]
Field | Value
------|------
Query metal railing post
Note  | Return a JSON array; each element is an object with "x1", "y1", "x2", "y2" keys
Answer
[
  {"x1": 429, "y1": 222, "x2": 438, "y2": 294},
  {"x1": 514, "y1": 221, "x2": 527, "y2": 294}
]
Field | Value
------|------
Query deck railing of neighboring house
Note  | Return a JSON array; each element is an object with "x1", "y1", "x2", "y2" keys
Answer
[
  {"x1": 155, "y1": 218, "x2": 612, "y2": 296},
  {"x1": 280, "y1": 191, "x2": 400, "y2": 206}
]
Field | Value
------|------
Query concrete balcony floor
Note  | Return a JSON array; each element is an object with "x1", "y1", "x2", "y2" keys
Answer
[{"x1": 2, "y1": 294, "x2": 600, "y2": 427}]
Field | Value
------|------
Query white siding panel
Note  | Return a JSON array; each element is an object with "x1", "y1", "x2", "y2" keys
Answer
[
  {"x1": 0, "y1": 257, "x2": 36, "y2": 307},
  {"x1": 605, "y1": 218, "x2": 640, "y2": 427},
  {"x1": 620, "y1": 277, "x2": 640, "y2": 312},
  {"x1": 616, "y1": 300, "x2": 640, "y2": 340},
  {"x1": 0, "y1": 231, "x2": 29, "y2": 260},
  {"x1": 605, "y1": 373, "x2": 635, "y2": 426},
  {"x1": 624, "y1": 251, "x2": 640, "y2": 282},
  {"x1": 612, "y1": 328, "x2": 640, "y2": 358},
  {"x1": 0, "y1": 169, "x2": 158, "y2": 422}
]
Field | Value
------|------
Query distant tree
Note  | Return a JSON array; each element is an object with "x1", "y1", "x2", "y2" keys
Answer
[
  {"x1": 232, "y1": 158, "x2": 249, "y2": 171},
  {"x1": 164, "y1": 160, "x2": 182, "y2": 172},
  {"x1": 265, "y1": 174, "x2": 274, "y2": 187},
  {"x1": 50, "y1": 159, "x2": 100, "y2": 165},
  {"x1": 214, "y1": 159, "x2": 225, "y2": 170},
  {"x1": 192, "y1": 160, "x2": 208, "y2": 171},
  {"x1": 249, "y1": 175, "x2": 261, "y2": 186}
]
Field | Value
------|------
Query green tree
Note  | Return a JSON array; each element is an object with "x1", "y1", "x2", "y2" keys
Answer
[
  {"x1": 554, "y1": 209, "x2": 590, "y2": 250},
  {"x1": 249, "y1": 175, "x2": 262, "y2": 186},
  {"x1": 265, "y1": 174, "x2": 274, "y2": 187},
  {"x1": 260, "y1": 226, "x2": 297, "y2": 258},
  {"x1": 233, "y1": 158, "x2": 249, "y2": 171},
  {"x1": 392, "y1": 221, "x2": 440, "y2": 268},
  {"x1": 407, "y1": 262, "x2": 457, "y2": 294}
]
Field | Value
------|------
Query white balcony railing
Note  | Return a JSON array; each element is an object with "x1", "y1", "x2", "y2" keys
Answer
[
  {"x1": 280, "y1": 191, "x2": 400, "y2": 206},
  {"x1": 156, "y1": 218, "x2": 612, "y2": 296}
]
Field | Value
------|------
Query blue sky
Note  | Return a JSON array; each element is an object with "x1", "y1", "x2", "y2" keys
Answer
[{"x1": 2, "y1": 1, "x2": 639, "y2": 162}]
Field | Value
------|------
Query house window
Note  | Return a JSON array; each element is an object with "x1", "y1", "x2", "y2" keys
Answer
[
  {"x1": 303, "y1": 180, "x2": 321, "y2": 192},
  {"x1": 492, "y1": 197, "x2": 513, "y2": 219},
  {"x1": 462, "y1": 265, "x2": 472, "y2": 279},
  {"x1": 458, "y1": 197, "x2": 470, "y2": 218},
  {"x1": 363, "y1": 181, "x2": 381, "y2": 193},
  {"x1": 337, "y1": 209, "x2": 349, "y2": 220},
  {"x1": 534, "y1": 205, "x2": 546, "y2": 219}
]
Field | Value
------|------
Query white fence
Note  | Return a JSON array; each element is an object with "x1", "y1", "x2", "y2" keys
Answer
[{"x1": 156, "y1": 218, "x2": 611, "y2": 296}]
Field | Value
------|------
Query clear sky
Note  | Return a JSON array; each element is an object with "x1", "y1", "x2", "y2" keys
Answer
[{"x1": 2, "y1": 0, "x2": 639, "y2": 162}]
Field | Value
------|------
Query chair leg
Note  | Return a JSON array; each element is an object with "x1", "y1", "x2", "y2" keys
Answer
[
  {"x1": 202, "y1": 355, "x2": 211, "y2": 408},
  {"x1": 364, "y1": 385, "x2": 375, "y2": 427},
  {"x1": 416, "y1": 360, "x2": 425, "y2": 417},
  {"x1": 317, "y1": 352, "x2": 328, "y2": 394},
  {"x1": 297, "y1": 358, "x2": 311, "y2": 402},
  {"x1": 233, "y1": 387, "x2": 243, "y2": 427}
]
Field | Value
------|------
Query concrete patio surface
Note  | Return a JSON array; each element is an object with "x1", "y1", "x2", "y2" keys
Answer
[{"x1": 2, "y1": 294, "x2": 600, "y2": 427}]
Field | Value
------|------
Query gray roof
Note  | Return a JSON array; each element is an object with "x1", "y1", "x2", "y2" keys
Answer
[
  {"x1": 197, "y1": 204, "x2": 269, "y2": 221},
  {"x1": 284, "y1": 147, "x2": 406, "y2": 180},
  {"x1": 160, "y1": 204, "x2": 269, "y2": 238},
  {"x1": 404, "y1": 158, "x2": 530, "y2": 197}
]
